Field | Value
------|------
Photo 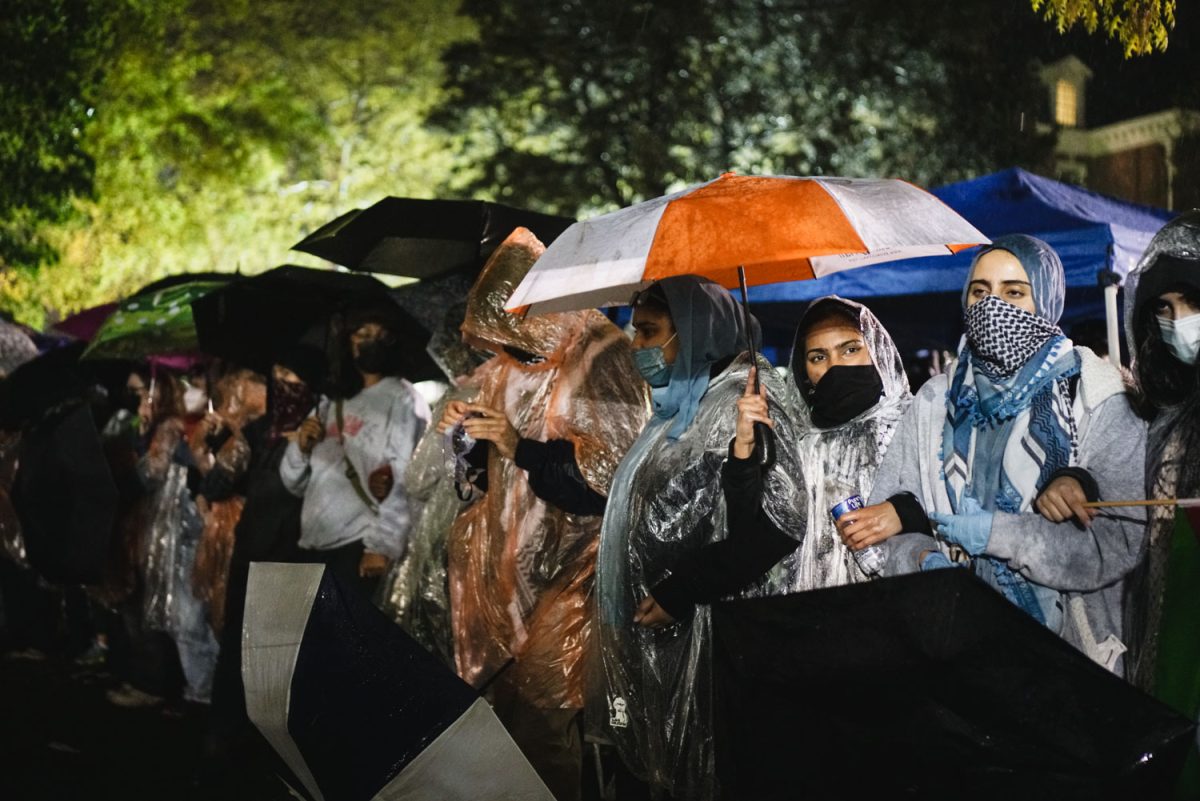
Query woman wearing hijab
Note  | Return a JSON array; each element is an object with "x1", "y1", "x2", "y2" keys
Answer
[
  {"x1": 636, "y1": 297, "x2": 913, "y2": 626},
  {"x1": 596, "y1": 275, "x2": 806, "y2": 801},
  {"x1": 868, "y1": 235, "x2": 1147, "y2": 675},
  {"x1": 1123, "y1": 211, "x2": 1200, "y2": 691}
]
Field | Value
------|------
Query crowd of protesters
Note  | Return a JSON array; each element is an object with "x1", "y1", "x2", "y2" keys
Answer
[{"x1": 0, "y1": 211, "x2": 1198, "y2": 800}]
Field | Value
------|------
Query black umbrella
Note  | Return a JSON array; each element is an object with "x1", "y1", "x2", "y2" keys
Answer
[
  {"x1": 0, "y1": 342, "x2": 131, "y2": 430},
  {"x1": 243, "y1": 562, "x2": 554, "y2": 801},
  {"x1": 292, "y1": 197, "x2": 574, "y2": 278},
  {"x1": 712, "y1": 569, "x2": 1195, "y2": 801},
  {"x1": 13, "y1": 404, "x2": 118, "y2": 584},
  {"x1": 191, "y1": 265, "x2": 440, "y2": 383}
]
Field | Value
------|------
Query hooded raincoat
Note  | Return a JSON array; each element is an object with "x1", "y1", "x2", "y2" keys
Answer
[
  {"x1": 383, "y1": 341, "x2": 496, "y2": 668},
  {"x1": 763, "y1": 296, "x2": 912, "y2": 591},
  {"x1": 596, "y1": 275, "x2": 807, "y2": 800},
  {"x1": 447, "y1": 228, "x2": 650, "y2": 711},
  {"x1": 1122, "y1": 210, "x2": 1200, "y2": 692},
  {"x1": 871, "y1": 235, "x2": 1148, "y2": 675}
]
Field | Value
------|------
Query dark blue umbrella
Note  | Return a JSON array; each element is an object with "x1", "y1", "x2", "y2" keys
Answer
[{"x1": 243, "y1": 562, "x2": 553, "y2": 801}]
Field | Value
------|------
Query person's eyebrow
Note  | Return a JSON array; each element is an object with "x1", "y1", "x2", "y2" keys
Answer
[
  {"x1": 835, "y1": 338, "x2": 863, "y2": 349},
  {"x1": 999, "y1": 280, "x2": 1032, "y2": 287}
]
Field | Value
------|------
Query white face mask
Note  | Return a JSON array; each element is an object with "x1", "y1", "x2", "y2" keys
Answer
[
  {"x1": 183, "y1": 385, "x2": 209, "y2": 415},
  {"x1": 1158, "y1": 312, "x2": 1200, "y2": 365}
]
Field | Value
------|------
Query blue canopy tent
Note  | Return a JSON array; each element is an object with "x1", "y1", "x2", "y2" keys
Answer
[{"x1": 748, "y1": 168, "x2": 1175, "y2": 365}]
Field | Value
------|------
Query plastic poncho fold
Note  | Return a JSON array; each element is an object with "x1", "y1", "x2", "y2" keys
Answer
[
  {"x1": 762, "y1": 295, "x2": 911, "y2": 592},
  {"x1": 449, "y1": 227, "x2": 650, "y2": 710},
  {"x1": 596, "y1": 275, "x2": 807, "y2": 801},
  {"x1": 1123, "y1": 210, "x2": 1200, "y2": 692}
]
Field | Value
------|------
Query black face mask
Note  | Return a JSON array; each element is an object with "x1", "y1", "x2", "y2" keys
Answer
[
  {"x1": 353, "y1": 338, "x2": 395, "y2": 375},
  {"x1": 807, "y1": 364, "x2": 884, "y2": 429},
  {"x1": 119, "y1": 388, "x2": 143, "y2": 414}
]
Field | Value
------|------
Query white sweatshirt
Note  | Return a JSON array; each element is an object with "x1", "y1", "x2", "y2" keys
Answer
[{"x1": 280, "y1": 377, "x2": 431, "y2": 558}]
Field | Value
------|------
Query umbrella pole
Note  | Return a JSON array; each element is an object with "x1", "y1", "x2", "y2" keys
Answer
[{"x1": 737, "y1": 265, "x2": 775, "y2": 469}]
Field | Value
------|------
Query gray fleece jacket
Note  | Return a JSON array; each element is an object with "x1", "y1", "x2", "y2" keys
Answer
[{"x1": 869, "y1": 348, "x2": 1148, "y2": 675}]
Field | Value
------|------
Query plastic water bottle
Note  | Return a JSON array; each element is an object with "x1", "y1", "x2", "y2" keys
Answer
[{"x1": 831, "y1": 494, "x2": 887, "y2": 577}]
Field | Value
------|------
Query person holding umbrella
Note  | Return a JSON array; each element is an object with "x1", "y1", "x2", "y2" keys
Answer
[
  {"x1": 633, "y1": 296, "x2": 916, "y2": 631},
  {"x1": 867, "y1": 235, "x2": 1148, "y2": 676},
  {"x1": 437, "y1": 228, "x2": 649, "y2": 801},
  {"x1": 280, "y1": 307, "x2": 431, "y2": 599},
  {"x1": 595, "y1": 275, "x2": 807, "y2": 801}
]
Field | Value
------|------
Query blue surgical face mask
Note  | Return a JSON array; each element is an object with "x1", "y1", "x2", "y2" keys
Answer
[
  {"x1": 633, "y1": 332, "x2": 677, "y2": 387},
  {"x1": 1159, "y1": 312, "x2": 1200, "y2": 365}
]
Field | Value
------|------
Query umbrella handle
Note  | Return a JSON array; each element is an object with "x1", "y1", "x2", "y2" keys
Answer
[{"x1": 754, "y1": 421, "x2": 777, "y2": 471}]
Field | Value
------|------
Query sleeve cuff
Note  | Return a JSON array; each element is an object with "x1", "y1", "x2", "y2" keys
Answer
[
  {"x1": 888, "y1": 492, "x2": 932, "y2": 535},
  {"x1": 513, "y1": 437, "x2": 547, "y2": 471},
  {"x1": 1040, "y1": 466, "x2": 1100, "y2": 503},
  {"x1": 649, "y1": 575, "x2": 694, "y2": 622}
]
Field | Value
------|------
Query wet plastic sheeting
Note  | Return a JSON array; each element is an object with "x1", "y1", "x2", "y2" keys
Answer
[
  {"x1": 243, "y1": 562, "x2": 552, "y2": 801},
  {"x1": 14, "y1": 405, "x2": 117, "y2": 584},
  {"x1": 712, "y1": 569, "x2": 1196, "y2": 801}
]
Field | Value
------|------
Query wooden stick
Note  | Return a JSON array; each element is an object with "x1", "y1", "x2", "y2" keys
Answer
[{"x1": 1082, "y1": 498, "x2": 1198, "y2": 509}]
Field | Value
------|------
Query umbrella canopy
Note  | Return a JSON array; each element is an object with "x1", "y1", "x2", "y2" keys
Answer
[
  {"x1": 244, "y1": 562, "x2": 554, "y2": 801},
  {"x1": 746, "y1": 167, "x2": 1176, "y2": 303},
  {"x1": 83, "y1": 279, "x2": 228, "y2": 360},
  {"x1": 292, "y1": 197, "x2": 575, "y2": 279},
  {"x1": 13, "y1": 404, "x2": 118, "y2": 584},
  {"x1": 504, "y1": 173, "x2": 988, "y2": 315},
  {"x1": 51, "y1": 303, "x2": 119, "y2": 342},
  {"x1": 712, "y1": 569, "x2": 1195, "y2": 800},
  {"x1": 0, "y1": 320, "x2": 38, "y2": 377},
  {"x1": 191, "y1": 265, "x2": 440, "y2": 383}
]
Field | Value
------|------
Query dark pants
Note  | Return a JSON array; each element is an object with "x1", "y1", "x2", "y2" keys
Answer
[
  {"x1": 490, "y1": 676, "x2": 583, "y2": 801},
  {"x1": 300, "y1": 540, "x2": 382, "y2": 601}
]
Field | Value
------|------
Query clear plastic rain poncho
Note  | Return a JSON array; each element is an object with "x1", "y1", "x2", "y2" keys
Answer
[
  {"x1": 757, "y1": 295, "x2": 912, "y2": 592},
  {"x1": 383, "y1": 362, "x2": 494, "y2": 668},
  {"x1": 138, "y1": 417, "x2": 203, "y2": 632},
  {"x1": 596, "y1": 276, "x2": 808, "y2": 801},
  {"x1": 448, "y1": 227, "x2": 650, "y2": 710},
  {"x1": 1122, "y1": 210, "x2": 1200, "y2": 691}
]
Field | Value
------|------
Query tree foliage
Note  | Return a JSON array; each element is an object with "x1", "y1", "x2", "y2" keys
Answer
[
  {"x1": 1030, "y1": 0, "x2": 1176, "y2": 56},
  {"x1": 2, "y1": 0, "x2": 474, "y2": 325},
  {"x1": 434, "y1": 0, "x2": 1055, "y2": 214}
]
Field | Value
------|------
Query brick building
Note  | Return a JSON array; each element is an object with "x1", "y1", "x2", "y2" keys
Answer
[{"x1": 1039, "y1": 55, "x2": 1199, "y2": 211}]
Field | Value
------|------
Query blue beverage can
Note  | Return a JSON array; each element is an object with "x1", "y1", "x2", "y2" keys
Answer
[{"x1": 830, "y1": 494, "x2": 865, "y2": 523}]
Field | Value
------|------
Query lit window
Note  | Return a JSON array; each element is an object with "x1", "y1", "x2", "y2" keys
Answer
[{"x1": 1055, "y1": 79, "x2": 1078, "y2": 127}]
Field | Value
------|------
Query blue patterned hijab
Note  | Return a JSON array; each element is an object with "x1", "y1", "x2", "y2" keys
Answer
[
  {"x1": 944, "y1": 235, "x2": 1079, "y2": 626},
  {"x1": 652, "y1": 275, "x2": 750, "y2": 441}
]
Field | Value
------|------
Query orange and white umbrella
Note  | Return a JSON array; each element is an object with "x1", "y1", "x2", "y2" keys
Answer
[{"x1": 505, "y1": 173, "x2": 989, "y2": 314}]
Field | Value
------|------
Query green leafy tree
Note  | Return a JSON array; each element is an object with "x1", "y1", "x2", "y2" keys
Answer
[
  {"x1": 435, "y1": 0, "x2": 1055, "y2": 215},
  {"x1": 1030, "y1": 0, "x2": 1176, "y2": 56},
  {"x1": 3, "y1": 0, "x2": 474, "y2": 325}
]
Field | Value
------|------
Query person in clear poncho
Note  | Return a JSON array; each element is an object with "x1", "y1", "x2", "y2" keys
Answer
[
  {"x1": 635, "y1": 297, "x2": 913, "y2": 623},
  {"x1": 1122, "y1": 210, "x2": 1200, "y2": 697},
  {"x1": 382, "y1": 301, "x2": 494, "y2": 668},
  {"x1": 869, "y1": 235, "x2": 1148, "y2": 675},
  {"x1": 439, "y1": 228, "x2": 649, "y2": 801},
  {"x1": 596, "y1": 275, "x2": 807, "y2": 801}
]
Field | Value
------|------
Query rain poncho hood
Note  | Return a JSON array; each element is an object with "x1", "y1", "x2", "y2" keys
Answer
[
  {"x1": 462, "y1": 227, "x2": 577, "y2": 358},
  {"x1": 1126, "y1": 210, "x2": 1200, "y2": 348},
  {"x1": 650, "y1": 275, "x2": 748, "y2": 440},
  {"x1": 768, "y1": 296, "x2": 910, "y2": 590},
  {"x1": 597, "y1": 280, "x2": 806, "y2": 797},
  {"x1": 448, "y1": 228, "x2": 650, "y2": 709}
]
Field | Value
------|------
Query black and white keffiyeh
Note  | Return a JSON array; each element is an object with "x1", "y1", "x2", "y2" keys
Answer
[{"x1": 964, "y1": 295, "x2": 1061, "y2": 379}]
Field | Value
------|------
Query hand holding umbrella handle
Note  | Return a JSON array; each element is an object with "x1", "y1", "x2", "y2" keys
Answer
[{"x1": 753, "y1": 421, "x2": 776, "y2": 471}]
